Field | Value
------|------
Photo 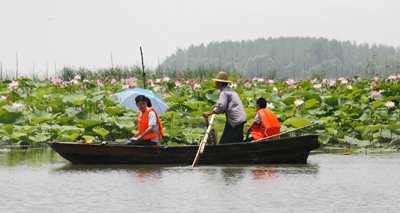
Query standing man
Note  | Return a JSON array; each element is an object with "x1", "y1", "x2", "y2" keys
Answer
[{"x1": 202, "y1": 72, "x2": 247, "y2": 144}]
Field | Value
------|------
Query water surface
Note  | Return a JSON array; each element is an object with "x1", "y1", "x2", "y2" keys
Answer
[{"x1": 0, "y1": 148, "x2": 399, "y2": 212}]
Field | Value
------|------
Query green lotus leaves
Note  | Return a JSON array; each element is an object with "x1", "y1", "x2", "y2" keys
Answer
[
  {"x1": 29, "y1": 133, "x2": 50, "y2": 142},
  {"x1": 26, "y1": 110, "x2": 53, "y2": 123},
  {"x1": 305, "y1": 99, "x2": 319, "y2": 109},
  {"x1": 283, "y1": 119, "x2": 310, "y2": 128},
  {"x1": 93, "y1": 127, "x2": 109, "y2": 137},
  {"x1": 318, "y1": 132, "x2": 330, "y2": 144},
  {"x1": 344, "y1": 136, "x2": 371, "y2": 147},
  {"x1": 64, "y1": 94, "x2": 87, "y2": 106}
]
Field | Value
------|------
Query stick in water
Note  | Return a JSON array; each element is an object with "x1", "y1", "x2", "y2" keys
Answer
[{"x1": 192, "y1": 111, "x2": 216, "y2": 167}]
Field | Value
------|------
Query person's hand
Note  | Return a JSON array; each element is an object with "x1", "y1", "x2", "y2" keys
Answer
[
  {"x1": 244, "y1": 137, "x2": 248, "y2": 141},
  {"x1": 213, "y1": 104, "x2": 218, "y2": 108},
  {"x1": 130, "y1": 137, "x2": 138, "y2": 141},
  {"x1": 202, "y1": 111, "x2": 213, "y2": 118}
]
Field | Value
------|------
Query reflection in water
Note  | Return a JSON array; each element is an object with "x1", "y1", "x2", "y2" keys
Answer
[{"x1": 251, "y1": 168, "x2": 277, "y2": 180}]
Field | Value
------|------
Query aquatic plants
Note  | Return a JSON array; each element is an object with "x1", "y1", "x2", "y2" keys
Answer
[{"x1": 1, "y1": 72, "x2": 400, "y2": 149}]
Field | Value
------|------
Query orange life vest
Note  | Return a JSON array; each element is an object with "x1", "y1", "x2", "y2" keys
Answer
[
  {"x1": 251, "y1": 108, "x2": 281, "y2": 140},
  {"x1": 138, "y1": 107, "x2": 164, "y2": 140}
]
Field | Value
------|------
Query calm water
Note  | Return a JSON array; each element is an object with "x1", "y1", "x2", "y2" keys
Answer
[{"x1": 0, "y1": 148, "x2": 399, "y2": 213}]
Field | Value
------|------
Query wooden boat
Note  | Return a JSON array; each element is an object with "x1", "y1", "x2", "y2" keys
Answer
[{"x1": 48, "y1": 134, "x2": 320, "y2": 165}]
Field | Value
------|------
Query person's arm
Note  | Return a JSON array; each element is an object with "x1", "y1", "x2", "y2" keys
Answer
[
  {"x1": 130, "y1": 125, "x2": 155, "y2": 141},
  {"x1": 245, "y1": 122, "x2": 256, "y2": 141}
]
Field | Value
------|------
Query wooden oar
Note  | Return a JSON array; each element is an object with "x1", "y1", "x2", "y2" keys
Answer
[
  {"x1": 250, "y1": 123, "x2": 318, "y2": 143},
  {"x1": 192, "y1": 111, "x2": 216, "y2": 167}
]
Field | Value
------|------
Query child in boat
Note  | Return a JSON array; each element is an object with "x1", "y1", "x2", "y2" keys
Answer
[
  {"x1": 124, "y1": 95, "x2": 164, "y2": 145},
  {"x1": 244, "y1": 97, "x2": 281, "y2": 142}
]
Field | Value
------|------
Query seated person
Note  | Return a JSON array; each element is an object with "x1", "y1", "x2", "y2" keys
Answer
[
  {"x1": 124, "y1": 95, "x2": 164, "y2": 145},
  {"x1": 244, "y1": 97, "x2": 281, "y2": 142}
]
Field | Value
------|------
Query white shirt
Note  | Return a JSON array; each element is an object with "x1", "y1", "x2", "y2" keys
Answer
[{"x1": 141, "y1": 108, "x2": 160, "y2": 142}]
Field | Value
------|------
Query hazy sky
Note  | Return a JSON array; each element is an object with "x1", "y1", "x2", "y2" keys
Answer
[{"x1": 1, "y1": 0, "x2": 399, "y2": 78}]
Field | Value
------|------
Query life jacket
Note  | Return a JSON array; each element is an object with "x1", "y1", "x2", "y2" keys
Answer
[
  {"x1": 251, "y1": 108, "x2": 281, "y2": 140},
  {"x1": 138, "y1": 107, "x2": 164, "y2": 140}
]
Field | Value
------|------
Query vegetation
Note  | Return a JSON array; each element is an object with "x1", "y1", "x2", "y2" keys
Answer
[
  {"x1": 1, "y1": 68, "x2": 400, "y2": 150},
  {"x1": 159, "y1": 37, "x2": 400, "y2": 79}
]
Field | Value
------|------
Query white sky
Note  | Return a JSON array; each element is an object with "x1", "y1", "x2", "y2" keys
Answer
[{"x1": 1, "y1": 0, "x2": 400, "y2": 78}]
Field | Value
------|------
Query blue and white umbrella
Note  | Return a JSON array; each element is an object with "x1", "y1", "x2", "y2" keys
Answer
[{"x1": 116, "y1": 88, "x2": 169, "y2": 115}]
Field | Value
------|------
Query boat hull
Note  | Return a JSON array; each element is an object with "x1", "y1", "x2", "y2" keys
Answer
[{"x1": 48, "y1": 134, "x2": 320, "y2": 165}]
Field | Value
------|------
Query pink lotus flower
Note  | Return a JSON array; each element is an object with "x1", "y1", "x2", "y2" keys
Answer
[
  {"x1": 163, "y1": 93, "x2": 170, "y2": 99},
  {"x1": 82, "y1": 86, "x2": 87, "y2": 90},
  {"x1": 265, "y1": 81, "x2": 270, "y2": 86},
  {"x1": 155, "y1": 78, "x2": 162, "y2": 84},
  {"x1": 279, "y1": 90, "x2": 284, "y2": 96},
  {"x1": 74, "y1": 75, "x2": 81, "y2": 80},
  {"x1": 358, "y1": 77, "x2": 362, "y2": 82},
  {"x1": 99, "y1": 103, "x2": 104, "y2": 110},
  {"x1": 204, "y1": 80, "x2": 209, "y2": 84},
  {"x1": 289, "y1": 84, "x2": 296, "y2": 89},
  {"x1": 385, "y1": 101, "x2": 395, "y2": 109},
  {"x1": 371, "y1": 90, "x2": 384, "y2": 99},
  {"x1": 47, "y1": 107, "x2": 53, "y2": 112},
  {"x1": 237, "y1": 79, "x2": 242, "y2": 84},
  {"x1": 257, "y1": 78, "x2": 264, "y2": 83},
  {"x1": 18, "y1": 73, "x2": 24, "y2": 78},
  {"x1": 163, "y1": 77, "x2": 171, "y2": 82},
  {"x1": 310, "y1": 78, "x2": 317, "y2": 84},
  {"x1": 244, "y1": 82, "x2": 252, "y2": 89},
  {"x1": 12, "y1": 102, "x2": 23, "y2": 109},
  {"x1": 193, "y1": 83, "x2": 202, "y2": 90},
  {"x1": 370, "y1": 82, "x2": 376, "y2": 89},
  {"x1": 328, "y1": 80, "x2": 336, "y2": 87},
  {"x1": 252, "y1": 77, "x2": 258, "y2": 81},
  {"x1": 175, "y1": 80, "x2": 182, "y2": 88},
  {"x1": 147, "y1": 79, "x2": 154, "y2": 86},
  {"x1": 109, "y1": 94, "x2": 115, "y2": 97},
  {"x1": 313, "y1": 84, "x2": 322, "y2": 89},
  {"x1": 286, "y1": 79, "x2": 295, "y2": 85},
  {"x1": 153, "y1": 86, "x2": 161, "y2": 92},
  {"x1": 110, "y1": 79, "x2": 117, "y2": 84},
  {"x1": 7, "y1": 80, "x2": 19, "y2": 91},
  {"x1": 121, "y1": 78, "x2": 125, "y2": 83},
  {"x1": 52, "y1": 77, "x2": 62, "y2": 85},
  {"x1": 347, "y1": 85, "x2": 353, "y2": 89},
  {"x1": 122, "y1": 85, "x2": 129, "y2": 90},
  {"x1": 190, "y1": 79, "x2": 195, "y2": 87},
  {"x1": 6, "y1": 95, "x2": 11, "y2": 100},
  {"x1": 294, "y1": 99, "x2": 304, "y2": 106},
  {"x1": 230, "y1": 83, "x2": 238, "y2": 89},
  {"x1": 78, "y1": 108, "x2": 82, "y2": 113},
  {"x1": 176, "y1": 75, "x2": 180, "y2": 79}
]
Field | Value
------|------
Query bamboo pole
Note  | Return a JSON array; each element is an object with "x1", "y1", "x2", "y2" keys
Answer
[
  {"x1": 250, "y1": 123, "x2": 318, "y2": 143},
  {"x1": 140, "y1": 47, "x2": 146, "y2": 89},
  {"x1": 192, "y1": 111, "x2": 216, "y2": 167}
]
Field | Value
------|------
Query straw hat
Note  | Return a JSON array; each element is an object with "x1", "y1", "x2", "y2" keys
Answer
[{"x1": 212, "y1": 72, "x2": 232, "y2": 83}]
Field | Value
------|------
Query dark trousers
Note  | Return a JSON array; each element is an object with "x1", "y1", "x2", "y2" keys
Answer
[
  {"x1": 219, "y1": 122, "x2": 245, "y2": 144},
  {"x1": 124, "y1": 138, "x2": 157, "y2": 146}
]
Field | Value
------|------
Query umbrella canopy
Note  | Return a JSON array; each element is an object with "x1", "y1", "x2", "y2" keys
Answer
[{"x1": 116, "y1": 88, "x2": 169, "y2": 115}]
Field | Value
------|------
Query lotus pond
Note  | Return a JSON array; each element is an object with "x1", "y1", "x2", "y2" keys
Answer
[{"x1": 1, "y1": 74, "x2": 400, "y2": 149}]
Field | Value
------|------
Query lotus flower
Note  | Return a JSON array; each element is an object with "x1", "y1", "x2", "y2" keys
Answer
[
  {"x1": 122, "y1": 85, "x2": 129, "y2": 90},
  {"x1": 230, "y1": 83, "x2": 238, "y2": 89},
  {"x1": 193, "y1": 83, "x2": 202, "y2": 90},
  {"x1": 313, "y1": 84, "x2": 322, "y2": 89},
  {"x1": 347, "y1": 85, "x2": 353, "y2": 89},
  {"x1": 294, "y1": 99, "x2": 304, "y2": 106},
  {"x1": 289, "y1": 84, "x2": 296, "y2": 89},
  {"x1": 12, "y1": 102, "x2": 23, "y2": 109},
  {"x1": 286, "y1": 79, "x2": 295, "y2": 85},
  {"x1": 74, "y1": 75, "x2": 81, "y2": 80},
  {"x1": 7, "y1": 80, "x2": 19, "y2": 91},
  {"x1": 163, "y1": 77, "x2": 171, "y2": 82},
  {"x1": 385, "y1": 101, "x2": 395, "y2": 109},
  {"x1": 244, "y1": 82, "x2": 252, "y2": 89},
  {"x1": 163, "y1": 93, "x2": 170, "y2": 99},
  {"x1": 266, "y1": 103, "x2": 275, "y2": 109},
  {"x1": 99, "y1": 103, "x2": 104, "y2": 110},
  {"x1": 78, "y1": 108, "x2": 82, "y2": 113},
  {"x1": 47, "y1": 107, "x2": 53, "y2": 112},
  {"x1": 279, "y1": 90, "x2": 284, "y2": 96},
  {"x1": 175, "y1": 80, "x2": 182, "y2": 88},
  {"x1": 153, "y1": 86, "x2": 161, "y2": 92},
  {"x1": 18, "y1": 73, "x2": 24, "y2": 78},
  {"x1": 204, "y1": 80, "x2": 209, "y2": 84},
  {"x1": 109, "y1": 94, "x2": 115, "y2": 97}
]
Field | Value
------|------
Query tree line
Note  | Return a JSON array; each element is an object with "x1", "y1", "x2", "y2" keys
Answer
[{"x1": 158, "y1": 37, "x2": 400, "y2": 80}]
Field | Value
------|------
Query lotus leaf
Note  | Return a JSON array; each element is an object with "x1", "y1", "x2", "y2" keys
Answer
[
  {"x1": 26, "y1": 110, "x2": 53, "y2": 123},
  {"x1": 29, "y1": 133, "x2": 50, "y2": 142},
  {"x1": 93, "y1": 127, "x2": 109, "y2": 136},
  {"x1": 82, "y1": 135, "x2": 96, "y2": 140},
  {"x1": 205, "y1": 89, "x2": 220, "y2": 102},
  {"x1": 283, "y1": 119, "x2": 310, "y2": 128},
  {"x1": 344, "y1": 136, "x2": 371, "y2": 147},
  {"x1": 64, "y1": 94, "x2": 87, "y2": 106},
  {"x1": 318, "y1": 132, "x2": 330, "y2": 144},
  {"x1": 282, "y1": 96, "x2": 297, "y2": 106},
  {"x1": 305, "y1": 99, "x2": 319, "y2": 109},
  {"x1": 56, "y1": 133, "x2": 80, "y2": 142}
]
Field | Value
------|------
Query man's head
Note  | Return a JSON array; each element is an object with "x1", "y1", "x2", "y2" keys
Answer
[
  {"x1": 212, "y1": 72, "x2": 232, "y2": 89},
  {"x1": 256, "y1": 97, "x2": 267, "y2": 110},
  {"x1": 135, "y1": 95, "x2": 148, "y2": 112}
]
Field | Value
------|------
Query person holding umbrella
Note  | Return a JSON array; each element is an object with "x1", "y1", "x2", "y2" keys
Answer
[
  {"x1": 202, "y1": 72, "x2": 247, "y2": 144},
  {"x1": 123, "y1": 95, "x2": 164, "y2": 145}
]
